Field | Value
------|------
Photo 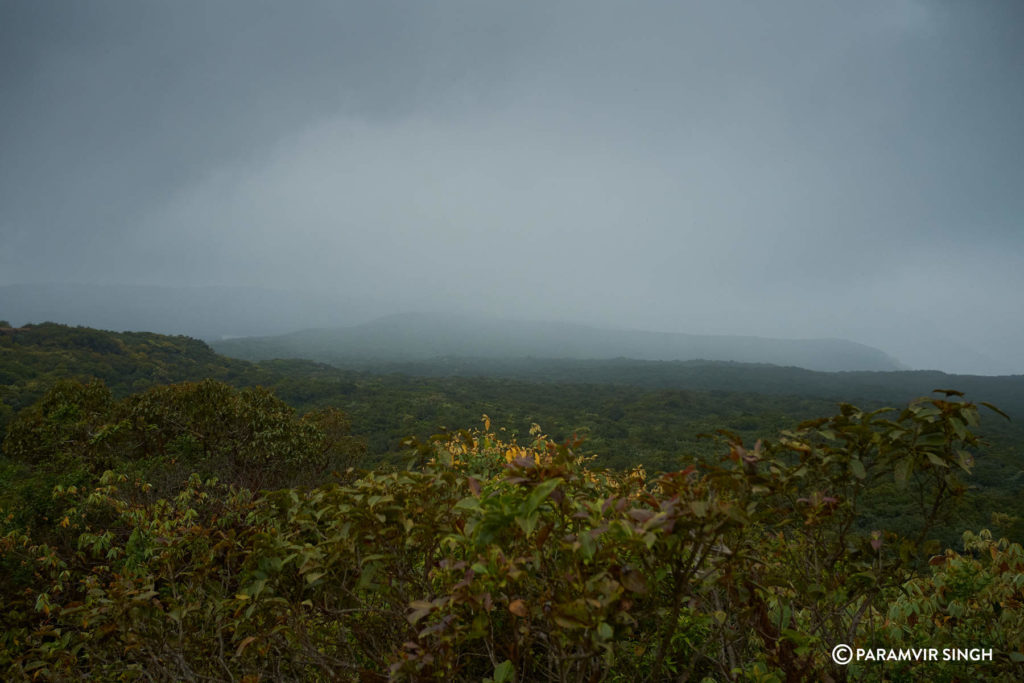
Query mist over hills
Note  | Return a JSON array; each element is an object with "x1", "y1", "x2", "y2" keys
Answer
[
  {"x1": 4, "y1": 283, "x2": 1016, "y2": 374},
  {"x1": 0, "y1": 283, "x2": 368, "y2": 340},
  {"x1": 212, "y1": 312, "x2": 905, "y2": 373}
]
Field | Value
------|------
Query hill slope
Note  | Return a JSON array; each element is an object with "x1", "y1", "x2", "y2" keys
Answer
[
  {"x1": 0, "y1": 322, "x2": 272, "y2": 427},
  {"x1": 213, "y1": 312, "x2": 905, "y2": 372}
]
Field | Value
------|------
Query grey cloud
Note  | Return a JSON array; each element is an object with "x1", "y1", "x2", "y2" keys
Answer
[{"x1": 1, "y1": 1, "x2": 1022, "y2": 373}]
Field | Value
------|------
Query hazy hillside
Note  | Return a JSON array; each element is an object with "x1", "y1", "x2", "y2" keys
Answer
[
  {"x1": 213, "y1": 312, "x2": 906, "y2": 372},
  {"x1": 7, "y1": 285, "x2": 1012, "y2": 374}
]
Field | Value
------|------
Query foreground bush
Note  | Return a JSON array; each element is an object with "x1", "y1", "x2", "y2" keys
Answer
[
  {"x1": 1, "y1": 393, "x2": 1022, "y2": 680},
  {"x1": 0, "y1": 379, "x2": 365, "y2": 534}
]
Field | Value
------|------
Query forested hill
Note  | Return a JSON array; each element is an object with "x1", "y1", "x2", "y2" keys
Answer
[
  {"x1": 5, "y1": 322, "x2": 1023, "y2": 441},
  {"x1": 212, "y1": 312, "x2": 906, "y2": 372},
  {"x1": 3, "y1": 321, "x2": 1024, "y2": 544},
  {"x1": 0, "y1": 323, "x2": 835, "y2": 462},
  {"x1": 0, "y1": 322, "x2": 271, "y2": 427}
]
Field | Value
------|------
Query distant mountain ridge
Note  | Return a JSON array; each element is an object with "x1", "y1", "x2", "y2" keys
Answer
[
  {"x1": 0, "y1": 283, "x2": 364, "y2": 340},
  {"x1": 212, "y1": 312, "x2": 906, "y2": 373},
  {"x1": 6, "y1": 283, "x2": 1013, "y2": 374}
]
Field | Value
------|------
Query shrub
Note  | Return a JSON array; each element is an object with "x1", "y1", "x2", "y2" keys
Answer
[{"x1": 1, "y1": 395, "x2": 1021, "y2": 680}]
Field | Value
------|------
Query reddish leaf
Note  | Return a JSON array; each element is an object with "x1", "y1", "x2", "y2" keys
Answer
[
  {"x1": 235, "y1": 636, "x2": 257, "y2": 658},
  {"x1": 508, "y1": 599, "x2": 528, "y2": 617}
]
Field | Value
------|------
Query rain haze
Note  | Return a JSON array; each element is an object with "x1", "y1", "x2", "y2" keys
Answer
[{"x1": 2, "y1": 1, "x2": 1023, "y2": 374}]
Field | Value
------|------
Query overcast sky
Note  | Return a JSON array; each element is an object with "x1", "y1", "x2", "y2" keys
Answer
[{"x1": 2, "y1": 1, "x2": 1022, "y2": 373}]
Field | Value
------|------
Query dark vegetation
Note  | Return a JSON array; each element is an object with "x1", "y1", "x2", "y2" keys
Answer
[
  {"x1": 1, "y1": 322, "x2": 1023, "y2": 679},
  {"x1": 345, "y1": 355, "x2": 1024, "y2": 419}
]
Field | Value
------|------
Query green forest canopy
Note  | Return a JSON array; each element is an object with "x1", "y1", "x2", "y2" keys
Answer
[{"x1": 1, "y1": 322, "x2": 1022, "y2": 679}]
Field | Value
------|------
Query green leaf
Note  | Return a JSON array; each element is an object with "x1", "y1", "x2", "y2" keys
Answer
[
  {"x1": 520, "y1": 478, "x2": 561, "y2": 517},
  {"x1": 955, "y1": 449, "x2": 974, "y2": 472},
  {"x1": 453, "y1": 496, "x2": 481, "y2": 512},
  {"x1": 515, "y1": 511, "x2": 540, "y2": 536},
  {"x1": 850, "y1": 458, "x2": 866, "y2": 480},
  {"x1": 243, "y1": 578, "x2": 267, "y2": 598},
  {"x1": 493, "y1": 660, "x2": 515, "y2": 683},
  {"x1": 894, "y1": 456, "x2": 912, "y2": 488},
  {"x1": 917, "y1": 432, "x2": 946, "y2": 447},
  {"x1": 579, "y1": 531, "x2": 596, "y2": 561}
]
